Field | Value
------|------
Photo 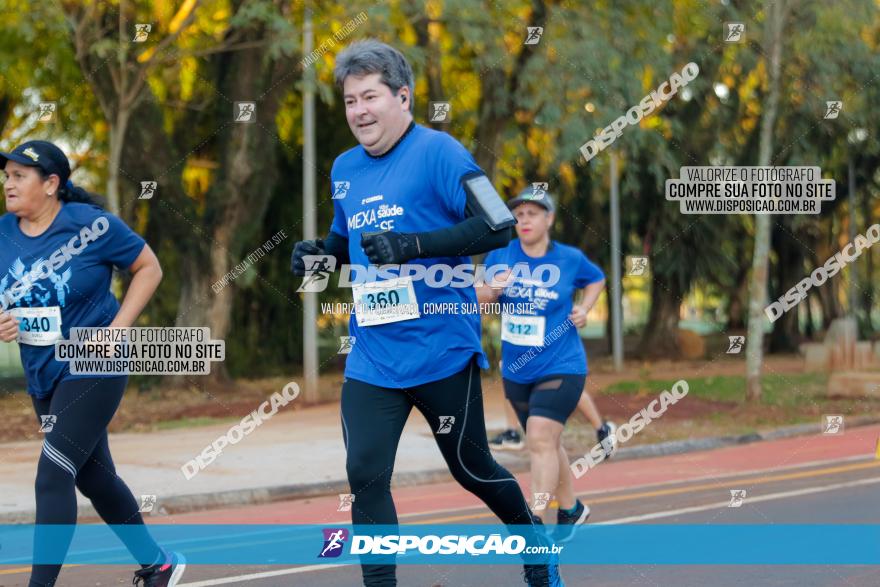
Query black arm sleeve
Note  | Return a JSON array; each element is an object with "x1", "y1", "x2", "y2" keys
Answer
[
  {"x1": 414, "y1": 216, "x2": 513, "y2": 258},
  {"x1": 323, "y1": 230, "x2": 350, "y2": 265}
]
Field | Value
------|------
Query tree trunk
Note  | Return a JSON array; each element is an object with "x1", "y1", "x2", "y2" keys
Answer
[
  {"x1": 606, "y1": 289, "x2": 615, "y2": 355},
  {"x1": 473, "y1": 69, "x2": 507, "y2": 178},
  {"x1": 637, "y1": 276, "x2": 683, "y2": 359},
  {"x1": 726, "y1": 265, "x2": 750, "y2": 330},
  {"x1": 106, "y1": 108, "x2": 131, "y2": 215},
  {"x1": 404, "y1": 3, "x2": 445, "y2": 129},
  {"x1": 175, "y1": 16, "x2": 291, "y2": 384},
  {"x1": 815, "y1": 273, "x2": 842, "y2": 326},
  {"x1": 746, "y1": 0, "x2": 786, "y2": 403},
  {"x1": 769, "y1": 218, "x2": 803, "y2": 352},
  {"x1": 0, "y1": 93, "x2": 12, "y2": 133},
  {"x1": 802, "y1": 291, "x2": 815, "y2": 340},
  {"x1": 860, "y1": 194, "x2": 875, "y2": 336}
]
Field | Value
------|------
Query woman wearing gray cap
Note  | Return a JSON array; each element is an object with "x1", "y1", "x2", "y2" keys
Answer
[
  {"x1": 0, "y1": 140, "x2": 184, "y2": 586},
  {"x1": 479, "y1": 187, "x2": 607, "y2": 544}
]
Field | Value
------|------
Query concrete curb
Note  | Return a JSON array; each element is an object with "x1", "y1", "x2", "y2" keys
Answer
[{"x1": 3, "y1": 418, "x2": 878, "y2": 523}]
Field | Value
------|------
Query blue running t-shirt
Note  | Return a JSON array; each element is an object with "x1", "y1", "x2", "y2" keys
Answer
[
  {"x1": 0, "y1": 202, "x2": 145, "y2": 398},
  {"x1": 328, "y1": 124, "x2": 489, "y2": 388},
  {"x1": 485, "y1": 239, "x2": 604, "y2": 383}
]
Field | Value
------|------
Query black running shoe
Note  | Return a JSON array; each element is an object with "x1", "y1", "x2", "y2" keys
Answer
[
  {"x1": 489, "y1": 428, "x2": 524, "y2": 451},
  {"x1": 596, "y1": 420, "x2": 618, "y2": 460},
  {"x1": 552, "y1": 499, "x2": 591, "y2": 543},
  {"x1": 523, "y1": 555, "x2": 564, "y2": 587},
  {"x1": 522, "y1": 517, "x2": 565, "y2": 586},
  {"x1": 133, "y1": 552, "x2": 186, "y2": 587}
]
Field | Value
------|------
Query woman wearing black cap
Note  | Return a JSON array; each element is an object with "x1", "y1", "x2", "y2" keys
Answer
[{"x1": 0, "y1": 140, "x2": 185, "y2": 586}]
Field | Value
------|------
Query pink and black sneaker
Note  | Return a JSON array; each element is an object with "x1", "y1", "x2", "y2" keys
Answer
[{"x1": 133, "y1": 551, "x2": 186, "y2": 587}]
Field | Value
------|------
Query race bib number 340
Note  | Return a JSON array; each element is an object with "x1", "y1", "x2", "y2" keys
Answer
[
  {"x1": 10, "y1": 306, "x2": 63, "y2": 346},
  {"x1": 351, "y1": 277, "x2": 420, "y2": 327}
]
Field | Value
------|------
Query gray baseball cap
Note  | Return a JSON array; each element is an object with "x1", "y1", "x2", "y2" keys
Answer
[{"x1": 507, "y1": 186, "x2": 555, "y2": 212}]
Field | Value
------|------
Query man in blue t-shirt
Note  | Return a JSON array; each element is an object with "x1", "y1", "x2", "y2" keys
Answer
[{"x1": 291, "y1": 40, "x2": 564, "y2": 587}]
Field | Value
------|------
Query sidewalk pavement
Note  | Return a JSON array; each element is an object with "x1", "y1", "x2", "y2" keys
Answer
[
  {"x1": 0, "y1": 384, "x2": 523, "y2": 523},
  {"x1": 2, "y1": 376, "x2": 874, "y2": 524}
]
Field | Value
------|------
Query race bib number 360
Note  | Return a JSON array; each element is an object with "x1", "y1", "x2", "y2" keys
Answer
[
  {"x1": 10, "y1": 307, "x2": 63, "y2": 346},
  {"x1": 351, "y1": 277, "x2": 420, "y2": 327},
  {"x1": 501, "y1": 314, "x2": 545, "y2": 347}
]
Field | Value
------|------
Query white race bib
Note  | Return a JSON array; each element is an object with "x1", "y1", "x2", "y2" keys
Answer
[
  {"x1": 501, "y1": 314, "x2": 545, "y2": 347},
  {"x1": 352, "y1": 277, "x2": 420, "y2": 327},
  {"x1": 10, "y1": 306, "x2": 63, "y2": 346}
]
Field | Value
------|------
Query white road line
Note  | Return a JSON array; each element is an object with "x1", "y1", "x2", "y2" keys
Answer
[
  {"x1": 595, "y1": 475, "x2": 880, "y2": 524},
  {"x1": 177, "y1": 562, "x2": 351, "y2": 586},
  {"x1": 177, "y1": 475, "x2": 880, "y2": 585},
  {"x1": 374, "y1": 453, "x2": 872, "y2": 524},
  {"x1": 575, "y1": 453, "x2": 871, "y2": 497}
]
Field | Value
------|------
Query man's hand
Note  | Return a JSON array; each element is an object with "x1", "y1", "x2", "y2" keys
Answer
[
  {"x1": 568, "y1": 305, "x2": 588, "y2": 328},
  {"x1": 291, "y1": 239, "x2": 327, "y2": 276},
  {"x1": 0, "y1": 311, "x2": 20, "y2": 343},
  {"x1": 361, "y1": 231, "x2": 421, "y2": 265}
]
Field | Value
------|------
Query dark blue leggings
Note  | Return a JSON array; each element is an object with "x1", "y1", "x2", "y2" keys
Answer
[{"x1": 29, "y1": 377, "x2": 162, "y2": 587}]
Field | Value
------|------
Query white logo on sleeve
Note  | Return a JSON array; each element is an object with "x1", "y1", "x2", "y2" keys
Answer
[{"x1": 333, "y1": 181, "x2": 350, "y2": 200}]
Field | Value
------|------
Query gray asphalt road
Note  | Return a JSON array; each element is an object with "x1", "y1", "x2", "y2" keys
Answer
[{"x1": 4, "y1": 454, "x2": 878, "y2": 587}]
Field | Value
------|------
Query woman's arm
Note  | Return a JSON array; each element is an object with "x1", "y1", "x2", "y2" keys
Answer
[
  {"x1": 109, "y1": 244, "x2": 163, "y2": 328},
  {"x1": 568, "y1": 279, "x2": 606, "y2": 328},
  {"x1": 0, "y1": 311, "x2": 18, "y2": 342}
]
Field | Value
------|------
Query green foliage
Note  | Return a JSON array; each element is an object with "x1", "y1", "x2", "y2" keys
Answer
[
  {"x1": 1, "y1": 0, "x2": 878, "y2": 379},
  {"x1": 604, "y1": 373, "x2": 829, "y2": 405}
]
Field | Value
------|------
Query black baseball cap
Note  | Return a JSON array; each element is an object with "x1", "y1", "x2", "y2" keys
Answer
[
  {"x1": 507, "y1": 186, "x2": 555, "y2": 212},
  {"x1": 0, "y1": 140, "x2": 71, "y2": 182}
]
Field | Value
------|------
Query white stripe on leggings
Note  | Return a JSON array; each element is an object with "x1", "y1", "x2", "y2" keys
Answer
[
  {"x1": 43, "y1": 441, "x2": 76, "y2": 477},
  {"x1": 455, "y1": 362, "x2": 535, "y2": 525}
]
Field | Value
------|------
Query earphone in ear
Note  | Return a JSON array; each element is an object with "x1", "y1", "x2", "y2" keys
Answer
[{"x1": 401, "y1": 95, "x2": 406, "y2": 103}]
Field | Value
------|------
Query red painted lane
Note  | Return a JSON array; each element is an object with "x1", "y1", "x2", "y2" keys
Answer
[
  {"x1": 156, "y1": 424, "x2": 880, "y2": 526},
  {"x1": 577, "y1": 423, "x2": 880, "y2": 492}
]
